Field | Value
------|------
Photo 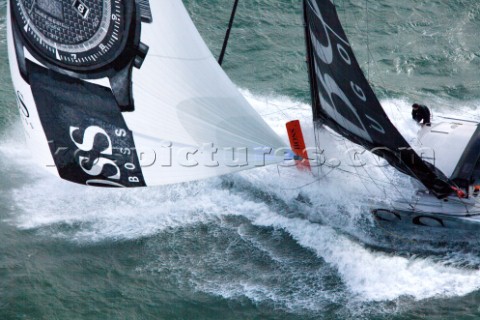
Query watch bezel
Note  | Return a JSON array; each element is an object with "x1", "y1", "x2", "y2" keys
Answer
[{"x1": 10, "y1": 0, "x2": 141, "y2": 79}]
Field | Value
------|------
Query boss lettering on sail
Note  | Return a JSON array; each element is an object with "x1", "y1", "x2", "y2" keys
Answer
[
  {"x1": 69, "y1": 125, "x2": 145, "y2": 187},
  {"x1": 307, "y1": 0, "x2": 386, "y2": 140}
]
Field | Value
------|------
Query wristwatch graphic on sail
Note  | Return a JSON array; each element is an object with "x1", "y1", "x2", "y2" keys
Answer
[{"x1": 10, "y1": 0, "x2": 152, "y2": 187}]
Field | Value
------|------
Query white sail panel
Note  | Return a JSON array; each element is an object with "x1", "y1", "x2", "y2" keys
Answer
[
  {"x1": 7, "y1": 4, "x2": 59, "y2": 177},
  {"x1": 125, "y1": 0, "x2": 287, "y2": 185},
  {"x1": 7, "y1": 0, "x2": 286, "y2": 187}
]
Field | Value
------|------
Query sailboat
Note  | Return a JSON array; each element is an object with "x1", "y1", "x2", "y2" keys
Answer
[
  {"x1": 7, "y1": 0, "x2": 287, "y2": 188},
  {"x1": 303, "y1": 0, "x2": 480, "y2": 230}
]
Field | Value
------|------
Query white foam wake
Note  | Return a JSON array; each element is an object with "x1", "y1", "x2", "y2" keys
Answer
[
  {"x1": 254, "y1": 211, "x2": 480, "y2": 302},
  {"x1": 3, "y1": 92, "x2": 480, "y2": 305}
]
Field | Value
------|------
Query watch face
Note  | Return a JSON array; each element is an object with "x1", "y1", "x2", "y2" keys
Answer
[{"x1": 12, "y1": 0, "x2": 130, "y2": 70}]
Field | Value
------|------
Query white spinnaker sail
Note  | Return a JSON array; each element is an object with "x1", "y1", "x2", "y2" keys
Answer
[
  {"x1": 126, "y1": 0, "x2": 288, "y2": 185},
  {"x1": 7, "y1": 0, "x2": 288, "y2": 187}
]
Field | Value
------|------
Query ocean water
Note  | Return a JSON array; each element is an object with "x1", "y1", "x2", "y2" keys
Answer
[{"x1": 2, "y1": 0, "x2": 480, "y2": 319}]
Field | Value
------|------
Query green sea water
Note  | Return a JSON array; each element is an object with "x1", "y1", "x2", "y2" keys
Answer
[{"x1": 2, "y1": 1, "x2": 480, "y2": 319}]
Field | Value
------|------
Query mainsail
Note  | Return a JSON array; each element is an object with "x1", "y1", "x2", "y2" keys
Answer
[
  {"x1": 7, "y1": 0, "x2": 287, "y2": 187},
  {"x1": 303, "y1": 0, "x2": 453, "y2": 198}
]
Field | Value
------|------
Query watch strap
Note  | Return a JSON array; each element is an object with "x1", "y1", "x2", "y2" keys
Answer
[{"x1": 28, "y1": 60, "x2": 146, "y2": 187}]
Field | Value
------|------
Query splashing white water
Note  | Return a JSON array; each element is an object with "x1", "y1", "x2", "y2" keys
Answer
[
  {"x1": 254, "y1": 212, "x2": 480, "y2": 302},
  {"x1": 3, "y1": 92, "x2": 480, "y2": 306}
]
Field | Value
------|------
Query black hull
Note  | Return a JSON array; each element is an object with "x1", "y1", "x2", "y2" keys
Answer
[{"x1": 373, "y1": 209, "x2": 480, "y2": 231}]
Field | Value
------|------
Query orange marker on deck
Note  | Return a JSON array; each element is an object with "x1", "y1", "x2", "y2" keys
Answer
[
  {"x1": 286, "y1": 120, "x2": 311, "y2": 171},
  {"x1": 452, "y1": 186, "x2": 466, "y2": 199}
]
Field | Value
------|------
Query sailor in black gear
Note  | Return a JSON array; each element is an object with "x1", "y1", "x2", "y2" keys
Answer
[{"x1": 412, "y1": 103, "x2": 431, "y2": 126}]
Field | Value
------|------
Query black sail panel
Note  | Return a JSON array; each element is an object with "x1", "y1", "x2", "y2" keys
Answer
[
  {"x1": 303, "y1": 0, "x2": 453, "y2": 198},
  {"x1": 450, "y1": 126, "x2": 480, "y2": 188}
]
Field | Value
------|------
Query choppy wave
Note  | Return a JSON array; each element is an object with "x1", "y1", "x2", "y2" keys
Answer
[{"x1": 3, "y1": 91, "x2": 480, "y2": 312}]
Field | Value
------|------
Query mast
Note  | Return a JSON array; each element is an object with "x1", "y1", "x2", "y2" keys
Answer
[
  {"x1": 303, "y1": 0, "x2": 321, "y2": 120},
  {"x1": 218, "y1": 0, "x2": 240, "y2": 66}
]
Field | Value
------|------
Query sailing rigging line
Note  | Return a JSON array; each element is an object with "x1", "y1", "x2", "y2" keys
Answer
[
  {"x1": 334, "y1": 2, "x2": 417, "y2": 204},
  {"x1": 358, "y1": 3, "x2": 443, "y2": 202},
  {"x1": 218, "y1": 0, "x2": 240, "y2": 66},
  {"x1": 333, "y1": 3, "x2": 399, "y2": 199},
  {"x1": 366, "y1": 0, "x2": 370, "y2": 81},
  {"x1": 315, "y1": 8, "x2": 385, "y2": 197},
  {"x1": 276, "y1": 154, "x2": 421, "y2": 192},
  {"x1": 262, "y1": 100, "x2": 289, "y2": 119},
  {"x1": 278, "y1": 166, "x2": 338, "y2": 191},
  {"x1": 351, "y1": 148, "x2": 388, "y2": 198},
  {"x1": 319, "y1": 4, "x2": 367, "y2": 196},
  {"x1": 357, "y1": 8, "x2": 438, "y2": 202},
  {"x1": 334, "y1": 166, "x2": 410, "y2": 188},
  {"x1": 314, "y1": 2, "x2": 385, "y2": 198},
  {"x1": 260, "y1": 107, "x2": 304, "y2": 117},
  {"x1": 357, "y1": 0, "x2": 404, "y2": 119},
  {"x1": 313, "y1": 123, "x2": 323, "y2": 178},
  {"x1": 311, "y1": 2, "x2": 480, "y2": 229},
  {"x1": 311, "y1": 1, "x2": 433, "y2": 204}
]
